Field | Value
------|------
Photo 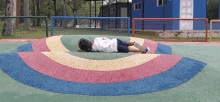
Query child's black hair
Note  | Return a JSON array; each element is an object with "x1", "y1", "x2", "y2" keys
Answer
[{"x1": 78, "y1": 38, "x2": 92, "y2": 51}]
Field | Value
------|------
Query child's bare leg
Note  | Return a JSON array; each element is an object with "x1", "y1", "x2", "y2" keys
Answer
[
  {"x1": 128, "y1": 47, "x2": 142, "y2": 52},
  {"x1": 126, "y1": 42, "x2": 135, "y2": 46}
]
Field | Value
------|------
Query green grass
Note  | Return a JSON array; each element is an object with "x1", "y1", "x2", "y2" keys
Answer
[
  {"x1": 0, "y1": 22, "x2": 220, "y2": 42},
  {"x1": 0, "y1": 22, "x2": 51, "y2": 39}
]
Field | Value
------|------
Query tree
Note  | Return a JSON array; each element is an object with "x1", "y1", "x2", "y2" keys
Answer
[
  {"x1": 23, "y1": 0, "x2": 32, "y2": 30},
  {"x1": 32, "y1": 0, "x2": 37, "y2": 26},
  {"x1": 73, "y1": 1, "x2": 77, "y2": 26},
  {"x1": 207, "y1": 0, "x2": 219, "y2": 23},
  {"x1": 36, "y1": 0, "x2": 41, "y2": 26},
  {"x1": 16, "y1": 0, "x2": 20, "y2": 29},
  {"x1": 62, "y1": 0, "x2": 67, "y2": 27},
  {"x1": 59, "y1": 5, "x2": 63, "y2": 26},
  {"x1": 39, "y1": 0, "x2": 54, "y2": 18},
  {"x1": 67, "y1": 0, "x2": 87, "y2": 27},
  {"x1": 53, "y1": 0, "x2": 57, "y2": 26},
  {"x1": 0, "y1": 0, "x2": 6, "y2": 15},
  {"x1": 107, "y1": 0, "x2": 113, "y2": 28},
  {"x1": 2, "y1": 0, "x2": 17, "y2": 36}
]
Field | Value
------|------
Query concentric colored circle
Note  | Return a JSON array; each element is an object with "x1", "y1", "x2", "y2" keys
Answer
[
  {"x1": 17, "y1": 35, "x2": 172, "y2": 55},
  {"x1": 0, "y1": 52, "x2": 207, "y2": 96},
  {"x1": 47, "y1": 35, "x2": 145, "y2": 52},
  {"x1": 46, "y1": 35, "x2": 69, "y2": 52},
  {"x1": 0, "y1": 35, "x2": 206, "y2": 96},
  {"x1": 17, "y1": 52, "x2": 183, "y2": 83},
  {"x1": 42, "y1": 52, "x2": 161, "y2": 71}
]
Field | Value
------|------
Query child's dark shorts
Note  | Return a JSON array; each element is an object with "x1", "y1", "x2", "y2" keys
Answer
[{"x1": 117, "y1": 39, "x2": 129, "y2": 53}]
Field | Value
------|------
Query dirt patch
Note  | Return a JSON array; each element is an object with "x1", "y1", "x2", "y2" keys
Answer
[{"x1": 0, "y1": 39, "x2": 38, "y2": 43}]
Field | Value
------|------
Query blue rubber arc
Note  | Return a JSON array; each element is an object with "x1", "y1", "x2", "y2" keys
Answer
[
  {"x1": 0, "y1": 53, "x2": 206, "y2": 96},
  {"x1": 155, "y1": 43, "x2": 172, "y2": 55},
  {"x1": 17, "y1": 42, "x2": 33, "y2": 52}
]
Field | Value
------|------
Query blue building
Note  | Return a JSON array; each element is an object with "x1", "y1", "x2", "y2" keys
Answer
[{"x1": 131, "y1": 0, "x2": 220, "y2": 31}]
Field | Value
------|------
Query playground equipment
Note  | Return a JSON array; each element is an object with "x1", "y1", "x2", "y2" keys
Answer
[{"x1": 0, "y1": 35, "x2": 207, "y2": 96}]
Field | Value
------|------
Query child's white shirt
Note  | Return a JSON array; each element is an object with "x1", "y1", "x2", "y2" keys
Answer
[{"x1": 91, "y1": 37, "x2": 118, "y2": 52}]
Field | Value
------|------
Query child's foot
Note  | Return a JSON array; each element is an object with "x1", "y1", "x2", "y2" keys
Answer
[
  {"x1": 134, "y1": 42, "x2": 145, "y2": 52},
  {"x1": 142, "y1": 47, "x2": 150, "y2": 54}
]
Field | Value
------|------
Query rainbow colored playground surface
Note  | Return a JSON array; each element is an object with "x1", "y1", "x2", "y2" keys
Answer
[{"x1": 0, "y1": 35, "x2": 220, "y2": 102}]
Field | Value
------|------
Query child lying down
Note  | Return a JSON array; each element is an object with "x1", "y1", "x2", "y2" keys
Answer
[{"x1": 77, "y1": 37, "x2": 150, "y2": 53}]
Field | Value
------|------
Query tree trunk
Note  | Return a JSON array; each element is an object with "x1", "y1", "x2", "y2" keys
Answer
[
  {"x1": 2, "y1": 0, "x2": 17, "y2": 36},
  {"x1": 54, "y1": 0, "x2": 57, "y2": 26},
  {"x1": 73, "y1": 2, "x2": 77, "y2": 27},
  {"x1": 32, "y1": 0, "x2": 36, "y2": 26},
  {"x1": 34, "y1": 0, "x2": 37, "y2": 25},
  {"x1": 108, "y1": 0, "x2": 112, "y2": 29},
  {"x1": 36, "y1": 0, "x2": 41, "y2": 26},
  {"x1": 71, "y1": 10, "x2": 77, "y2": 27},
  {"x1": 16, "y1": 0, "x2": 20, "y2": 29},
  {"x1": 60, "y1": 7, "x2": 63, "y2": 27},
  {"x1": 62, "y1": 0, "x2": 67, "y2": 28},
  {"x1": 73, "y1": 11, "x2": 77, "y2": 26},
  {"x1": 24, "y1": 0, "x2": 32, "y2": 31}
]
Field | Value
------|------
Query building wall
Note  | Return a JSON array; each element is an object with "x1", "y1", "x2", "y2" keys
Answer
[
  {"x1": 143, "y1": 0, "x2": 174, "y2": 31},
  {"x1": 131, "y1": 0, "x2": 142, "y2": 30},
  {"x1": 172, "y1": 0, "x2": 208, "y2": 31},
  {"x1": 171, "y1": 0, "x2": 180, "y2": 31},
  {"x1": 166, "y1": 0, "x2": 208, "y2": 31},
  {"x1": 132, "y1": 0, "x2": 213, "y2": 31},
  {"x1": 193, "y1": 0, "x2": 207, "y2": 30},
  {"x1": 132, "y1": 0, "x2": 174, "y2": 30},
  {"x1": 143, "y1": 0, "x2": 164, "y2": 31},
  {"x1": 99, "y1": 3, "x2": 132, "y2": 29}
]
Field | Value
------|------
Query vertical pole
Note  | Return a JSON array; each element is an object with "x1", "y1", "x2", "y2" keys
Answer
[
  {"x1": 46, "y1": 17, "x2": 48, "y2": 37},
  {"x1": 210, "y1": 20, "x2": 212, "y2": 42},
  {"x1": 128, "y1": 17, "x2": 130, "y2": 37},
  {"x1": 116, "y1": 0, "x2": 117, "y2": 30},
  {"x1": 109, "y1": 4, "x2": 110, "y2": 29},
  {"x1": 132, "y1": 19, "x2": 134, "y2": 37},
  {"x1": 95, "y1": 0, "x2": 96, "y2": 29},
  {"x1": 54, "y1": 0, "x2": 57, "y2": 26},
  {"x1": 127, "y1": 0, "x2": 129, "y2": 29},
  {"x1": 206, "y1": 19, "x2": 209, "y2": 42},
  {"x1": 163, "y1": 0, "x2": 166, "y2": 31},
  {"x1": 142, "y1": 0, "x2": 144, "y2": 31},
  {"x1": 90, "y1": 1, "x2": 91, "y2": 28},
  {"x1": 51, "y1": 18, "x2": 53, "y2": 36},
  {"x1": 102, "y1": 0, "x2": 103, "y2": 29},
  {"x1": 16, "y1": 0, "x2": 20, "y2": 29}
]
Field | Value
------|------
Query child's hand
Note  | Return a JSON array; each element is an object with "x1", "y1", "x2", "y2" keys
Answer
[
  {"x1": 77, "y1": 48, "x2": 84, "y2": 52},
  {"x1": 77, "y1": 48, "x2": 81, "y2": 52}
]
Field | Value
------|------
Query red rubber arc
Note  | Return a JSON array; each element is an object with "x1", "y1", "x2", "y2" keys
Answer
[
  {"x1": 18, "y1": 52, "x2": 183, "y2": 83},
  {"x1": 142, "y1": 39, "x2": 158, "y2": 54},
  {"x1": 32, "y1": 38, "x2": 50, "y2": 52}
]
